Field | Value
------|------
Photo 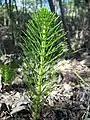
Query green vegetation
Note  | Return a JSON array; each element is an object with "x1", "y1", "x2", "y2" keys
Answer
[
  {"x1": 0, "y1": 56, "x2": 18, "y2": 85},
  {"x1": 21, "y1": 8, "x2": 67, "y2": 119},
  {"x1": 0, "y1": 0, "x2": 90, "y2": 119}
]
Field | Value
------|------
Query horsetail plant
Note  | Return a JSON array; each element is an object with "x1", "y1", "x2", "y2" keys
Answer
[
  {"x1": 21, "y1": 8, "x2": 67, "y2": 120},
  {"x1": 0, "y1": 56, "x2": 18, "y2": 85}
]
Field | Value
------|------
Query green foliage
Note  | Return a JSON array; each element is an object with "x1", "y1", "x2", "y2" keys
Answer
[
  {"x1": 1, "y1": 64, "x2": 12, "y2": 84},
  {"x1": 22, "y1": 8, "x2": 67, "y2": 120},
  {"x1": 0, "y1": 60, "x2": 18, "y2": 85}
]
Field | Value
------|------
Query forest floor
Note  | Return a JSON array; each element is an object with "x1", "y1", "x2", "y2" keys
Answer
[{"x1": 0, "y1": 53, "x2": 90, "y2": 120}]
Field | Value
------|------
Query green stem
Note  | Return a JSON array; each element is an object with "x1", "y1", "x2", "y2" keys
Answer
[{"x1": 34, "y1": 24, "x2": 46, "y2": 120}]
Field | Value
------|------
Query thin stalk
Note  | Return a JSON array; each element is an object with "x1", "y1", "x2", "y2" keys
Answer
[{"x1": 34, "y1": 24, "x2": 46, "y2": 120}]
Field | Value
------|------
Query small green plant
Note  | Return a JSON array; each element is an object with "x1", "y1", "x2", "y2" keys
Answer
[
  {"x1": 22, "y1": 8, "x2": 67, "y2": 120},
  {"x1": 0, "y1": 55, "x2": 18, "y2": 85},
  {"x1": 1, "y1": 64, "x2": 13, "y2": 84}
]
